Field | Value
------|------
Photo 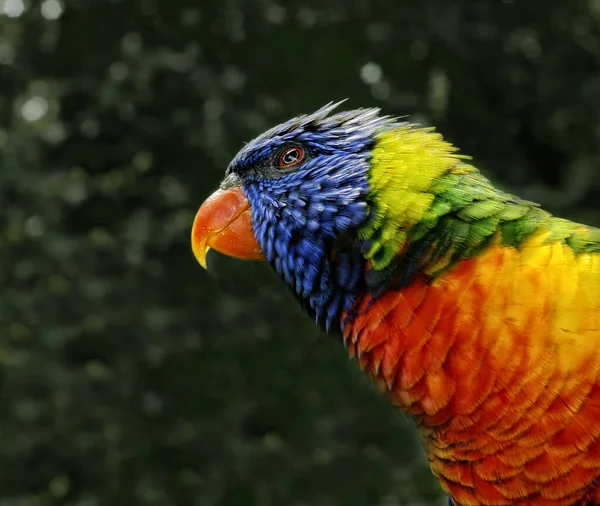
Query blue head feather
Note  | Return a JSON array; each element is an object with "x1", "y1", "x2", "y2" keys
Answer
[{"x1": 225, "y1": 101, "x2": 398, "y2": 332}]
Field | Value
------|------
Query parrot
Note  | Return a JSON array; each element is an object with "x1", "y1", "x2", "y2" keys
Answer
[{"x1": 191, "y1": 102, "x2": 600, "y2": 506}]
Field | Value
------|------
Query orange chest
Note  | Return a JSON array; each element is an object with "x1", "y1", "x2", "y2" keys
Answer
[{"x1": 341, "y1": 244, "x2": 600, "y2": 505}]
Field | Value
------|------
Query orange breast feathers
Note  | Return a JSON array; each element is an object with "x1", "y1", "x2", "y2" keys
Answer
[{"x1": 342, "y1": 234, "x2": 600, "y2": 506}]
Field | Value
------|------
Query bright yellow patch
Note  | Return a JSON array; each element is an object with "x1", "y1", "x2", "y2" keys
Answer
[{"x1": 360, "y1": 126, "x2": 469, "y2": 269}]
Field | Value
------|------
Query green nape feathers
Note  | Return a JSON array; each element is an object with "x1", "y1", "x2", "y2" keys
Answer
[{"x1": 359, "y1": 126, "x2": 600, "y2": 285}]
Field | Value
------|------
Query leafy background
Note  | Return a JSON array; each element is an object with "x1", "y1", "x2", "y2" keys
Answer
[{"x1": 1, "y1": 0, "x2": 599, "y2": 505}]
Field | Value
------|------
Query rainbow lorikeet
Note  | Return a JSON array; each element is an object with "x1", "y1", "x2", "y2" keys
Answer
[{"x1": 191, "y1": 102, "x2": 600, "y2": 506}]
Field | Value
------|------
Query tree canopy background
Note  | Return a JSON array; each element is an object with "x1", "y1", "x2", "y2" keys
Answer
[{"x1": 1, "y1": 1, "x2": 599, "y2": 505}]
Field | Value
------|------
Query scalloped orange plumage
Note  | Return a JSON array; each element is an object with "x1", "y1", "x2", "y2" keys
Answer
[{"x1": 342, "y1": 236, "x2": 600, "y2": 505}]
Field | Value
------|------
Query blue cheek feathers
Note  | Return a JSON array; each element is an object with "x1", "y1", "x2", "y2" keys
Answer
[{"x1": 245, "y1": 168, "x2": 370, "y2": 334}]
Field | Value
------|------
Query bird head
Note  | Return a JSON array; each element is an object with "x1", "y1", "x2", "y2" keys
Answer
[{"x1": 192, "y1": 101, "x2": 463, "y2": 331}]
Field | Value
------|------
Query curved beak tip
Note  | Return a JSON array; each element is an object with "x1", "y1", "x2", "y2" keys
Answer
[
  {"x1": 198, "y1": 249, "x2": 209, "y2": 269},
  {"x1": 192, "y1": 239, "x2": 210, "y2": 270},
  {"x1": 190, "y1": 208, "x2": 211, "y2": 269}
]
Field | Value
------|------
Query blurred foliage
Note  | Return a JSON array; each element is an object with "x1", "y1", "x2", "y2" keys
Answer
[{"x1": 1, "y1": 0, "x2": 599, "y2": 505}]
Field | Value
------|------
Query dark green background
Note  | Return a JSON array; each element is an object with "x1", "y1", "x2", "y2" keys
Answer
[{"x1": 2, "y1": 1, "x2": 599, "y2": 505}]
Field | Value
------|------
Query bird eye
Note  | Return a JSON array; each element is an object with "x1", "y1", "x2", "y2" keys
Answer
[{"x1": 278, "y1": 146, "x2": 304, "y2": 168}]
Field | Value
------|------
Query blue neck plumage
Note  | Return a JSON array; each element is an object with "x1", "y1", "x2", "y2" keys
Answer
[{"x1": 243, "y1": 173, "x2": 370, "y2": 334}]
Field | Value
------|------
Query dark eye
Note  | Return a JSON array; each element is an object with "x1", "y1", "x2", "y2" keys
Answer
[{"x1": 278, "y1": 146, "x2": 304, "y2": 168}]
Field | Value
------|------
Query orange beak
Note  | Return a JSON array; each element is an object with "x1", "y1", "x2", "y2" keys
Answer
[{"x1": 191, "y1": 185, "x2": 265, "y2": 269}]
